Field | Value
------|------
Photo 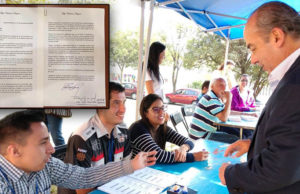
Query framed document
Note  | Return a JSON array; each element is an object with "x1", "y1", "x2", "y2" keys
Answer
[{"x1": 0, "y1": 4, "x2": 109, "y2": 108}]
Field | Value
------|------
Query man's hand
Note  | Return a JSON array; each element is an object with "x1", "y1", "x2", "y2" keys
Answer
[
  {"x1": 174, "y1": 144, "x2": 189, "y2": 162},
  {"x1": 220, "y1": 91, "x2": 232, "y2": 103},
  {"x1": 224, "y1": 139, "x2": 251, "y2": 158},
  {"x1": 219, "y1": 162, "x2": 230, "y2": 185},
  {"x1": 131, "y1": 150, "x2": 157, "y2": 171},
  {"x1": 193, "y1": 150, "x2": 209, "y2": 161},
  {"x1": 224, "y1": 91, "x2": 232, "y2": 101}
]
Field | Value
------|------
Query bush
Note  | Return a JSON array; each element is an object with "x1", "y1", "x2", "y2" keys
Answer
[{"x1": 188, "y1": 81, "x2": 203, "y2": 89}]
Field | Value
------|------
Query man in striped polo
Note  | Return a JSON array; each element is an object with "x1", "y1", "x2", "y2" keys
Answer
[{"x1": 189, "y1": 77, "x2": 238, "y2": 143}]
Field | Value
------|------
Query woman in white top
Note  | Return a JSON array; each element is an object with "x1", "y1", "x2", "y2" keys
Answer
[{"x1": 145, "y1": 42, "x2": 166, "y2": 99}]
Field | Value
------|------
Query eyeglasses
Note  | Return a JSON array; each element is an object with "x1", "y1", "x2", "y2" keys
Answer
[
  {"x1": 241, "y1": 79, "x2": 248, "y2": 82},
  {"x1": 151, "y1": 105, "x2": 167, "y2": 113}
]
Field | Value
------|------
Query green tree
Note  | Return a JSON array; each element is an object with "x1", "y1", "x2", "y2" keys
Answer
[
  {"x1": 248, "y1": 64, "x2": 269, "y2": 98},
  {"x1": 6, "y1": 0, "x2": 26, "y2": 3},
  {"x1": 188, "y1": 80, "x2": 203, "y2": 90},
  {"x1": 184, "y1": 31, "x2": 225, "y2": 71},
  {"x1": 58, "y1": 0, "x2": 115, "y2": 3},
  {"x1": 184, "y1": 30, "x2": 268, "y2": 99},
  {"x1": 228, "y1": 39, "x2": 269, "y2": 98},
  {"x1": 110, "y1": 31, "x2": 139, "y2": 83},
  {"x1": 164, "y1": 24, "x2": 191, "y2": 92}
]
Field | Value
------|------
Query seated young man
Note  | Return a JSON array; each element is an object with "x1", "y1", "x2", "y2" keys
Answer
[
  {"x1": 196, "y1": 80, "x2": 210, "y2": 102},
  {"x1": 0, "y1": 110, "x2": 156, "y2": 193},
  {"x1": 60, "y1": 82, "x2": 132, "y2": 194}
]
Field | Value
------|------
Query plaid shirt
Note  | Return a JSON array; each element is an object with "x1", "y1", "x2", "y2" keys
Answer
[{"x1": 0, "y1": 155, "x2": 133, "y2": 194}]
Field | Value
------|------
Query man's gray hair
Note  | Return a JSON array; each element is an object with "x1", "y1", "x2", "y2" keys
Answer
[
  {"x1": 251, "y1": 1, "x2": 300, "y2": 41},
  {"x1": 210, "y1": 77, "x2": 226, "y2": 90}
]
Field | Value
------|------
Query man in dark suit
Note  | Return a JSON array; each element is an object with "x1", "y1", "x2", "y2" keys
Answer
[{"x1": 218, "y1": 2, "x2": 300, "y2": 193}]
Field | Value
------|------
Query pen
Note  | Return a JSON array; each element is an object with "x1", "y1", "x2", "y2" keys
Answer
[{"x1": 160, "y1": 186, "x2": 171, "y2": 193}]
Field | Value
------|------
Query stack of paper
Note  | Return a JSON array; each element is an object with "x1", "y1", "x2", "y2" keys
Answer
[{"x1": 98, "y1": 167, "x2": 179, "y2": 194}]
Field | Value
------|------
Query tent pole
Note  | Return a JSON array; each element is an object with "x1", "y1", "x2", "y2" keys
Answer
[
  {"x1": 223, "y1": 29, "x2": 231, "y2": 76},
  {"x1": 136, "y1": 0, "x2": 155, "y2": 120},
  {"x1": 136, "y1": 0, "x2": 145, "y2": 121}
]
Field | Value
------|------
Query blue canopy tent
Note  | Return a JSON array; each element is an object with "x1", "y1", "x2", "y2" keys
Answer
[
  {"x1": 156, "y1": 0, "x2": 300, "y2": 40},
  {"x1": 135, "y1": 0, "x2": 300, "y2": 119}
]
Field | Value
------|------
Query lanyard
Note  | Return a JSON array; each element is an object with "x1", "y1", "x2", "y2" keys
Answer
[
  {"x1": 0, "y1": 166, "x2": 39, "y2": 194},
  {"x1": 108, "y1": 133, "x2": 114, "y2": 162}
]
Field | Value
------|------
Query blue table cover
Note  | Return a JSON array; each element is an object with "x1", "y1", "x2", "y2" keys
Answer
[{"x1": 90, "y1": 139, "x2": 245, "y2": 194}]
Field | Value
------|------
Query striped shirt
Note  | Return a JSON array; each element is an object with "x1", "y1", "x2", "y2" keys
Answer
[
  {"x1": 129, "y1": 120, "x2": 194, "y2": 164},
  {"x1": 189, "y1": 91, "x2": 224, "y2": 139},
  {"x1": 0, "y1": 155, "x2": 133, "y2": 194}
]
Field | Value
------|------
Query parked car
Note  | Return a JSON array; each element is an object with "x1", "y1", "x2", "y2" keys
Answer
[
  {"x1": 165, "y1": 88, "x2": 200, "y2": 105},
  {"x1": 122, "y1": 83, "x2": 137, "y2": 99}
]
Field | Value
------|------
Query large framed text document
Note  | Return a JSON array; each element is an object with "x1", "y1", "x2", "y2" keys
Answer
[{"x1": 0, "y1": 4, "x2": 109, "y2": 108}]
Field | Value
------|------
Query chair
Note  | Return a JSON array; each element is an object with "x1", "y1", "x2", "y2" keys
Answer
[
  {"x1": 52, "y1": 144, "x2": 67, "y2": 161},
  {"x1": 181, "y1": 104, "x2": 196, "y2": 128},
  {"x1": 170, "y1": 111, "x2": 189, "y2": 134}
]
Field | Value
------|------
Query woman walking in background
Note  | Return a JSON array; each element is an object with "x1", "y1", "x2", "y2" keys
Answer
[{"x1": 145, "y1": 42, "x2": 166, "y2": 99}]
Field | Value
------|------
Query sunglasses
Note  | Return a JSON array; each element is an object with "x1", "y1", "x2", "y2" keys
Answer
[
  {"x1": 151, "y1": 105, "x2": 167, "y2": 113},
  {"x1": 241, "y1": 79, "x2": 248, "y2": 82}
]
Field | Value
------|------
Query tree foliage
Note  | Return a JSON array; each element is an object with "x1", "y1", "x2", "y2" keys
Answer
[
  {"x1": 184, "y1": 30, "x2": 268, "y2": 99},
  {"x1": 184, "y1": 31, "x2": 225, "y2": 71},
  {"x1": 164, "y1": 24, "x2": 191, "y2": 92},
  {"x1": 110, "y1": 31, "x2": 139, "y2": 83},
  {"x1": 57, "y1": 0, "x2": 115, "y2": 3}
]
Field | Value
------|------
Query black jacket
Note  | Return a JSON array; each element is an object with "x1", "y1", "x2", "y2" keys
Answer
[{"x1": 225, "y1": 55, "x2": 300, "y2": 194}]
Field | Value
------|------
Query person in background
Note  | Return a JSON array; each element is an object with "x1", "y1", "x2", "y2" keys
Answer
[
  {"x1": 230, "y1": 74, "x2": 256, "y2": 112},
  {"x1": 45, "y1": 109, "x2": 72, "y2": 146},
  {"x1": 145, "y1": 41, "x2": 166, "y2": 99},
  {"x1": 130, "y1": 94, "x2": 209, "y2": 164},
  {"x1": 189, "y1": 78, "x2": 239, "y2": 143},
  {"x1": 219, "y1": 2, "x2": 300, "y2": 193},
  {"x1": 230, "y1": 74, "x2": 256, "y2": 139},
  {"x1": 0, "y1": 110, "x2": 156, "y2": 194},
  {"x1": 60, "y1": 82, "x2": 132, "y2": 194},
  {"x1": 196, "y1": 80, "x2": 210, "y2": 102},
  {"x1": 212, "y1": 60, "x2": 237, "y2": 90}
]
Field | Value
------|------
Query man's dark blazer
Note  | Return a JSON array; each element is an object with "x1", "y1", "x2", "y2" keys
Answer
[{"x1": 225, "y1": 55, "x2": 300, "y2": 194}]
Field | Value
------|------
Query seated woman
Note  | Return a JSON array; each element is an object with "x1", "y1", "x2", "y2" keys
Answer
[
  {"x1": 229, "y1": 74, "x2": 256, "y2": 139},
  {"x1": 129, "y1": 94, "x2": 208, "y2": 164},
  {"x1": 231, "y1": 74, "x2": 256, "y2": 112}
]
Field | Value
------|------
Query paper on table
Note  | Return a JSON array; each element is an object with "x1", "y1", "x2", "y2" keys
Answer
[
  {"x1": 241, "y1": 115, "x2": 257, "y2": 122},
  {"x1": 97, "y1": 167, "x2": 179, "y2": 194},
  {"x1": 98, "y1": 176, "x2": 162, "y2": 194},
  {"x1": 228, "y1": 115, "x2": 241, "y2": 122}
]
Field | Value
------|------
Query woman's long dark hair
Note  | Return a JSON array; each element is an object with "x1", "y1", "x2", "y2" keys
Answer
[
  {"x1": 147, "y1": 42, "x2": 166, "y2": 82},
  {"x1": 140, "y1": 94, "x2": 167, "y2": 149}
]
